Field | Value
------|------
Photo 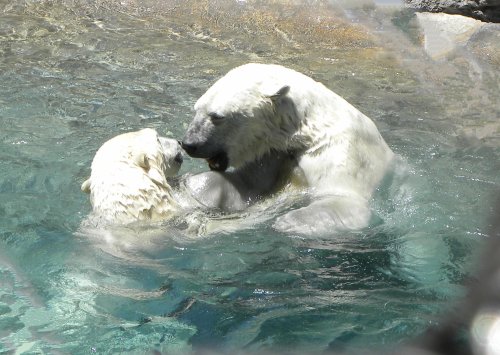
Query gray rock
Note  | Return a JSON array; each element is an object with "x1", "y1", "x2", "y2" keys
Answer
[
  {"x1": 404, "y1": 0, "x2": 500, "y2": 22},
  {"x1": 415, "y1": 12, "x2": 485, "y2": 60}
]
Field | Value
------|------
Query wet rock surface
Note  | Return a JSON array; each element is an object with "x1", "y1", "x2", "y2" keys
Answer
[{"x1": 405, "y1": 0, "x2": 500, "y2": 22}]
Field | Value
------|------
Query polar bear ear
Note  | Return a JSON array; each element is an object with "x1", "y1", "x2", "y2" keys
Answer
[
  {"x1": 134, "y1": 153, "x2": 166, "y2": 187},
  {"x1": 267, "y1": 85, "x2": 290, "y2": 101},
  {"x1": 81, "y1": 179, "x2": 91, "y2": 193},
  {"x1": 134, "y1": 153, "x2": 150, "y2": 170}
]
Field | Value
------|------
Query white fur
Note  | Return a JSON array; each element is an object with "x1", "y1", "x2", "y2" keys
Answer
[
  {"x1": 186, "y1": 63, "x2": 395, "y2": 235},
  {"x1": 81, "y1": 128, "x2": 182, "y2": 224},
  {"x1": 82, "y1": 128, "x2": 284, "y2": 230}
]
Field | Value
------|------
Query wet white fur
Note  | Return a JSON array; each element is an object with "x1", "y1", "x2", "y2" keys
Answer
[
  {"x1": 81, "y1": 128, "x2": 181, "y2": 224},
  {"x1": 193, "y1": 63, "x2": 395, "y2": 234},
  {"x1": 81, "y1": 128, "x2": 283, "y2": 228}
]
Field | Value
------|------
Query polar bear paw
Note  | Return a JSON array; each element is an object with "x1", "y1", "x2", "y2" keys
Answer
[{"x1": 273, "y1": 196, "x2": 372, "y2": 236}]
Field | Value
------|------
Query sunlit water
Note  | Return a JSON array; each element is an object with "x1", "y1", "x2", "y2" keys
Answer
[{"x1": 1, "y1": 1, "x2": 499, "y2": 354}]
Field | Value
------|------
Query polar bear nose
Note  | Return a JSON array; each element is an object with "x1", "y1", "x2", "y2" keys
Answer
[
  {"x1": 174, "y1": 152, "x2": 183, "y2": 164},
  {"x1": 180, "y1": 141, "x2": 197, "y2": 156}
]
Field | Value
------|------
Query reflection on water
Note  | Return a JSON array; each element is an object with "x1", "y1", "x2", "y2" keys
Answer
[{"x1": 0, "y1": 0, "x2": 499, "y2": 354}]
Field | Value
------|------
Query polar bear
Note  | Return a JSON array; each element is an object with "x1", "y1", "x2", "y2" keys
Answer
[
  {"x1": 181, "y1": 149, "x2": 297, "y2": 212},
  {"x1": 81, "y1": 128, "x2": 183, "y2": 224},
  {"x1": 82, "y1": 128, "x2": 293, "y2": 225},
  {"x1": 181, "y1": 63, "x2": 395, "y2": 235}
]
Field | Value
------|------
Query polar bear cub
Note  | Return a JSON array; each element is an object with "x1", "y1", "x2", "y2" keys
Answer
[{"x1": 81, "y1": 128, "x2": 183, "y2": 224}]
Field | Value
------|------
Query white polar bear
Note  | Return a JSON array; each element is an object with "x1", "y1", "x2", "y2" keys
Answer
[
  {"x1": 82, "y1": 128, "x2": 293, "y2": 226},
  {"x1": 81, "y1": 128, "x2": 183, "y2": 224},
  {"x1": 181, "y1": 63, "x2": 395, "y2": 235}
]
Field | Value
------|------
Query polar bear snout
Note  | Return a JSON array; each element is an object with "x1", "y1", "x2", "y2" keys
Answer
[
  {"x1": 181, "y1": 132, "x2": 219, "y2": 159},
  {"x1": 181, "y1": 139, "x2": 229, "y2": 172},
  {"x1": 174, "y1": 151, "x2": 183, "y2": 164},
  {"x1": 180, "y1": 135, "x2": 226, "y2": 162},
  {"x1": 180, "y1": 141, "x2": 198, "y2": 156},
  {"x1": 158, "y1": 137, "x2": 184, "y2": 177}
]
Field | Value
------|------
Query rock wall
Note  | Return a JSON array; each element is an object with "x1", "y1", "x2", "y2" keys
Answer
[{"x1": 405, "y1": 0, "x2": 500, "y2": 22}]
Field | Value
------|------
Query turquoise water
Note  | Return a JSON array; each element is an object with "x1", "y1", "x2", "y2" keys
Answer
[{"x1": 1, "y1": 1, "x2": 499, "y2": 354}]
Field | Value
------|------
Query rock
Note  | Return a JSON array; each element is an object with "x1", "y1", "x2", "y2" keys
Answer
[
  {"x1": 415, "y1": 12, "x2": 500, "y2": 62},
  {"x1": 415, "y1": 12, "x2": 485, "y2": 59},
  {"x1": 404, "y1": 0, "x2": 500, "y2": 23}
]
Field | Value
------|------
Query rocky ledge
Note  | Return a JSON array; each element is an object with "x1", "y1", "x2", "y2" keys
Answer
[{"x1": 405, "y1": 0, "x2": 500, "y2": 22}]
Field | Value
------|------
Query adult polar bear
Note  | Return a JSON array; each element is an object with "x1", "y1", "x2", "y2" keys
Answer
[{"x1": 182, "y1": 63, "x2": 395, "y2": 235}]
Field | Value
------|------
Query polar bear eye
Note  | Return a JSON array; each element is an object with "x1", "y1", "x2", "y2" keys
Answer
[{"x1": 209, "y1": 112, "x2": 225, "y2": 123}]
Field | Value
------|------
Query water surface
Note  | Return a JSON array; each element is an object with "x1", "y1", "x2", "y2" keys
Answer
[{"x1": 1, "y1": 1, "x2": 499, "y2": 354}]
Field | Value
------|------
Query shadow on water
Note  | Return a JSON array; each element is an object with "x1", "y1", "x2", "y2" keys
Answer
[{"x1": 0, "y1": 0, "x2": 499, "y2": 354}]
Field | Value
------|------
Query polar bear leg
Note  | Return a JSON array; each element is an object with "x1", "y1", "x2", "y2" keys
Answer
[
  {"x1": 184, "y1": 171, "x2": 249, "y2": 211},
  {"x1": 273, "y1": 195, "x2": 372, "y2": 236}
]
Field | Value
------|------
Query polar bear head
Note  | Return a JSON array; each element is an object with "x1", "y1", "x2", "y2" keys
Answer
[
  {"x1": 181, "y1": 63, "x2": 306, "y2": 171},
  {"x1": 81, "y1": 128, "x2": 183, "y2": 223}
]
